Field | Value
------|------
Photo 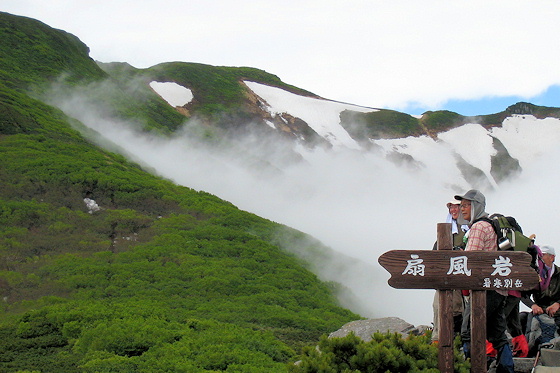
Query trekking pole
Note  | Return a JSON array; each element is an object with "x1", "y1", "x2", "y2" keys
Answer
[{"x1": 531, "y1": 349, "x2": 540, "y2": 373}]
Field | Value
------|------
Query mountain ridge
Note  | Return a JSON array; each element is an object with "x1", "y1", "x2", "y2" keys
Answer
[{"x1": 4, "y1": 10, "x2": 556, "y2": 158}]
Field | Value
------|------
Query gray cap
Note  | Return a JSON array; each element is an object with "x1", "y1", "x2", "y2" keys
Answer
[{"x1": 454, "y1": 189, "x2": 486, "y2": 205}]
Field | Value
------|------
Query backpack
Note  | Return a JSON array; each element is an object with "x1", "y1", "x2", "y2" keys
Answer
[{"x1": 474, "y1": 213, "x2": 537, "y2": 268}]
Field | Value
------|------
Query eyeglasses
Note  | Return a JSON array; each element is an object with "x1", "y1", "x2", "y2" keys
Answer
[{"x1": 460, "y1": 202, "x2": 471, "y2": 209}]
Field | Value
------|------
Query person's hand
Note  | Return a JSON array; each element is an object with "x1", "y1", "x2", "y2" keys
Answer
[
  {"x1": 532, "y1": 304, "x2": 544, "y2": 315},
  {"x1": 546, "y1": 302, "x2": 560, "y2": 317}
]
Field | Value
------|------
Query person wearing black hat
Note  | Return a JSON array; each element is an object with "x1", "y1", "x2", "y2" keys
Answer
[{"x1": 456, "y1": 189, "x2": 514, "y2": 373}]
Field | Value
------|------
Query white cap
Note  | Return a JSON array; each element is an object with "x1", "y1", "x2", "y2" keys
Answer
[
  {"x1": 447, "y1": 198, "x2": 461, "y2": 208},
  {"x1": 541, "y1": 245, "x2": 556, "y2": 256}
]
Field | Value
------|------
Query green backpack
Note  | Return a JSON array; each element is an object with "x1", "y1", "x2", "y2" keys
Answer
[
  {"x1": 475, "y1": 214, "x2": 537, "y2": 267},
  {"x1": 487, "y1": 214, "x2": 533, "y2": 252}
]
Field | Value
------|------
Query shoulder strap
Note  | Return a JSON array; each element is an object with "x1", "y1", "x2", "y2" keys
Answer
[
  {"x1": 472, "y1": 216, "x2": 502, "y2": 248},
  {"x1": 472, "y1": 216, "x2": 498, "y2": 234}
]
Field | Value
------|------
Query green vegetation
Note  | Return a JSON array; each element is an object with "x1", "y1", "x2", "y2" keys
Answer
[
  {"x1": 0, "y1": 10, "x2": 484, "y2": 372},
  {"x1": 340, "y1": 109, "x2": 422, "y2": 139},
  {"x1": 0, "y1": 11, "x2": 361, "y2": 372},
  {"x1": 0, "y1": 95, "x2": 359, "y2": 370},
  {"x1": 0, "y1": 12, "x2": 106, "y2": 90},
  {"x1": 1, "y1": 11, "x2": 315, "y2": 136},
  {"x1": 420, "y1": 110, "x2": 465, "y2": 133},
  {"x1": 96, "y1": 59, "x2": 317, "y2": 130},
  {"x1": 290, "y1": 332, "x2": 470, "y2": 373},
  {"x1": 466, "y1": 102, "x2": 560, "y2": 127},
  {"x1": 145, "y1": 62, "x2": 315, "y2": 117}
]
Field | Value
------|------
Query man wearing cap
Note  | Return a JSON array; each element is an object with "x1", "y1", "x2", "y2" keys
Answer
[
  {"x1": 456, "y1": 189, "x2": 514, "y2": 373},
  {"x1": 520, "y1": 245, "x2": 560, "y2": 355},
  {"x1": 524, "y1": 245, "x2": 560, "y2": 323}
]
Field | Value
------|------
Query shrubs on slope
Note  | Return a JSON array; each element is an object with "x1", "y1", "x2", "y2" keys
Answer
[
  {"x1": 0, "y1": 119, "x2": 360, "y2": 369},
  {"x1": 0, "y1": 11, "x2": 106, "y2": 89},
  {"x1": 340, "y1": 109, "x2": 423, "y2": 140},
  {"x1": 0, "y1": 56, "x2": 359, "y2": 372},
  {"x1": 290, "y1": 332, "x2": 470, "y2": 373}
]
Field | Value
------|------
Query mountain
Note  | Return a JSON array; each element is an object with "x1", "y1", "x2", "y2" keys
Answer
[
  {"x1": 44, "y1": 38, "x2": 560, "y2": 192},
  {"x1": 2, "y1": 10, "x2": 560, "y2": 371},
  {"x1": 0, "y1": 12, "x2": 364, "y2": 372}
]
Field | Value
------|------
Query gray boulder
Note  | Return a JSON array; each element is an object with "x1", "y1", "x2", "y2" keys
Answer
[{"x1": 329, "y1": 317, "x2": 428, "y2": 342}]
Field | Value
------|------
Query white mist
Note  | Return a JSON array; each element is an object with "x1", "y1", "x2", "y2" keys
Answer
[{"x1": 49, "y1": 87, "x2": 560, "y2": 327}]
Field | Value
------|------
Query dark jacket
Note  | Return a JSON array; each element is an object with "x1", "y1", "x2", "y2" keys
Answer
[{"x1": 523, "y1": 264, "x2": 560, "y2": 309}]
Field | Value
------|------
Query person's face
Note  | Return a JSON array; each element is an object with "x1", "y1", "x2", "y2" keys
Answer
[
  {"x1": 448, "y1": 204, "x2": 460, "y2": 220},
  {"x1": 543, "y1": 253, "x2": 555, "y2": 267},
  {"x1": 460, "y1": 200, "x2": 472, "y2": 221}
]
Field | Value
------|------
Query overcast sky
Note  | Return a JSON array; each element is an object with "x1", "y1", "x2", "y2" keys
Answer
[{"x1": 4, "y1": 0, "x2": 560, "y2": 115}]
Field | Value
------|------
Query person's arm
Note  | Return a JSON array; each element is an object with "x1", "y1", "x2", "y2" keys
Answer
[
  {"x1": 520, "y1": 293, "x2": 535, "y2": 308},
  {"x1": 544, "y1": 269, "x2": 560, "y2": 316},
  {"x1": 520, "y1": 292, "x2": 544, "y2": 314}
]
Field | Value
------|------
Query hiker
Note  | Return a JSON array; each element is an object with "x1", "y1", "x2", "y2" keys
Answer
[
  {"x1": 522, "y1": 245, "x2": 560, "y2": 353},
  {"x1": 524, "y1": 245, "x2": 559, "y2": 318},
  {"x1": 503, "y1": 292, "x2": 529, "y2": 357},
  {"x1": 500, "y1": 234, "x2": 532, "y2": 358},
  {"x1": 456, "y1": 189, "x2": 515, "y2": 373},
  {"x1": 431, "y1": 198, "x2": 469, "y2": 344}
]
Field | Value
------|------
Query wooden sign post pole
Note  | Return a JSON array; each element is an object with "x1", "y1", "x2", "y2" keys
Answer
[
  {"x1": 470, "y1": 290, "x2": 487, "y2": 372},
  {"x1": 436, "y1": 223, "x2": 454, "y2": 372},
  {"x1": 378, "y1": 224, "x2": 540, "y2": 373}
]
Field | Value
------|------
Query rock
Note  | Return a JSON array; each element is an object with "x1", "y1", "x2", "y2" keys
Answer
[
  {"x1": 329, "y1": 317, "x2": 425, "y2": 342},
  {"x1": 511, "y1": 358, "x2": 537, "y2": 373},
  {"x1": 84, "y1": 197, "x2": 100, "y2": 214}
]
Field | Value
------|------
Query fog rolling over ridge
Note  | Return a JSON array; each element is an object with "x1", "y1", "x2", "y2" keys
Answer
[{"x1": 48, "y1": 84, "x2": 560, "y2": 327}]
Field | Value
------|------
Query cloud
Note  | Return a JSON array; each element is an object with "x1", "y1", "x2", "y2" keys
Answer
[{"x1": 44, "y1": 75, "x2": 560, "y2": 327}]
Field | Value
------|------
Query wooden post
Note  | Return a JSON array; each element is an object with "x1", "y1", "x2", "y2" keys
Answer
[
  {"x1": 470, "y1": 290, "x2": 487, "y2": 372},
  {"x1": 437, "y1": 223, "x2": 454, "y2": 373}
]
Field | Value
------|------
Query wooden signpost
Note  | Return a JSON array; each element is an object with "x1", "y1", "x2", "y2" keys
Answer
[{"x1": 378, "y1": 223, "x2": 540, "y2": 373}]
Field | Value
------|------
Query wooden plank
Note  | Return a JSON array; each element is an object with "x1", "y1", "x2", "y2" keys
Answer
[{"x1": 378, "y1": 250, "x2": 538, "y2": 290}]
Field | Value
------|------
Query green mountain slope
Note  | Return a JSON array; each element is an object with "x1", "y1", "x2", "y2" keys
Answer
[
  {"x1": 0, "y1": 11, "x2": 359, "y2": 372},
  {"x1": 0, "y1": 12, "x2": 106, "y2": 89}
]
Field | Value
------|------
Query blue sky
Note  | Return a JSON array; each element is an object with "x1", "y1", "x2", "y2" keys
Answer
[{"x1": 406, "y1": 85, "x2": 560, "y2": 117}]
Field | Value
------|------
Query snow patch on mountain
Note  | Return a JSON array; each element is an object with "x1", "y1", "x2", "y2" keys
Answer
[
  {"x1": 374, "y1": 135, "x2": 470, "y2": 188},
  {"x1": 438, "y1": 123, "x2": 498, "y2": 188},
  {"x1": 245, "y1": 81, "x2": 374, "y2": 149},
  {"x1": 490, "y1": 115, "x2": 560, "y2": 168},
  {"x1": 245, "y1": 82, "x2": 560, "y2": 190},
  {"x1": 372, "y1": 115, "x2": 560, "y2": 189},
  {"x1": 149, "y1": 81, "x2": 193, "y2": 107}
]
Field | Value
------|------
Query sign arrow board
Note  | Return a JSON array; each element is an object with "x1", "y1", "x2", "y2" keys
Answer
[{"x1": 378, "y1": 250, "x2": 539, "y2": 291}]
